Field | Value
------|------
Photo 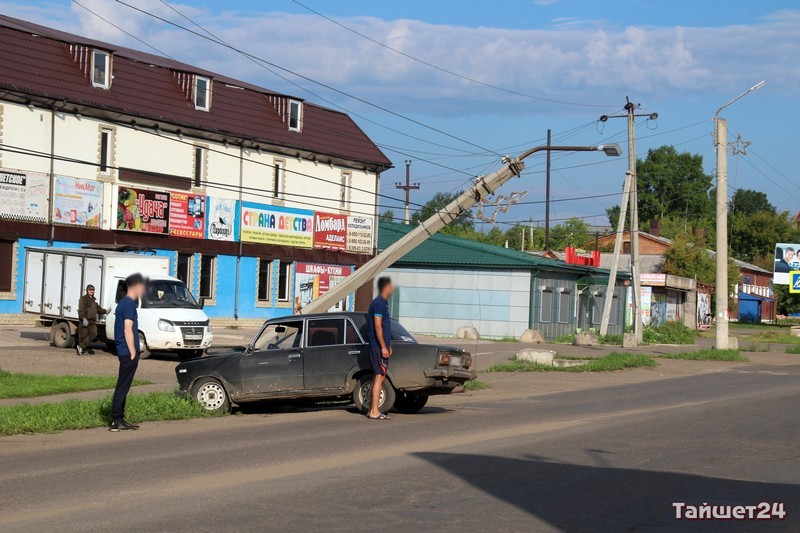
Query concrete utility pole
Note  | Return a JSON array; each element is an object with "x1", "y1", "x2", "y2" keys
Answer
[
  {"x1": 544, "y1": 129, "x2": 552, "y2": 250},
  {"x1": 302, "y1": 143, "x2": 621, "y2": 314},
  {"x1": 599, "y1": 171, "x2": 633, "y2": 336},
  {"x1": 396, "y1": 160, "x2": 419, "y2": 224},
  {"x1": 713, "y1": 81, "x2": 765, "y2": 350}
]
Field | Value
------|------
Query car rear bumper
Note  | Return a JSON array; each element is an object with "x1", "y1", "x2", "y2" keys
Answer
[{"x1": 424, "y1": 368, "x2": 477, "y2": 381}]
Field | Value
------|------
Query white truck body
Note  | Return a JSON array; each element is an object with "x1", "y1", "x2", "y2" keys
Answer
[{"x1": 23, "y1": 247, "x2": 213, "y2": 354}]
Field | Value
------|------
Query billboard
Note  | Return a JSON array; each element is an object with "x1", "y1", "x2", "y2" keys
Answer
[
  {"x1": 294, "y1": 262, "x2": 353, "y2": 311},
  {"x1": 313, "y1": 212, "x2": 347, "y2": 250},
  {"x1": 169, "y1": 191, "x2": 205, "y2": 239},
  {"x1": 53, "y1": 176, "x2": 102, "y2": 227},
  {"x1": 0, "y1": 168, "x2": 48, "y2": 223},
  {"x1": 346, "y1": 215, "x2": 374, "y2": 254},
  {"x1": 116, "y1": 186, "x2": 169, "y2": 234},
  {"x1": 206, "y1": 197, "x2": 239, "y2": 242},
  {"x1": 240, "y1": 202, "x2": 313, "y2": 247},
  {"x1": 774, "y1": 243, "x2": 800, "y2": 285}
]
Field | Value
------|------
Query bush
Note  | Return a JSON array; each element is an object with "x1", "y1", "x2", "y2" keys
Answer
[{"x1": 642, "y1": 321, "x2": 697, "y2": 345}]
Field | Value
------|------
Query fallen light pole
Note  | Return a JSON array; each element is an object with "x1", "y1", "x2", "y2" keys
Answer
[{"x1": 302, "y1": 143, "x2": 622, "y2": 314}]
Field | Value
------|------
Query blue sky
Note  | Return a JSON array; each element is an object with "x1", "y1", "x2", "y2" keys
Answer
[{"x1": 2, "y1": 0, "x2": 799, "y2": 230}]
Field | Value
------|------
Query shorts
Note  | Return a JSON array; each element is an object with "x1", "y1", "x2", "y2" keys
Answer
[{"x1": 370, "y1": 344, "x2": 389, "y2": 376}]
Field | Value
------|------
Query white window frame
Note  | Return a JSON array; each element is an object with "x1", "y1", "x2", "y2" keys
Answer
[
  {"x1": 257, "y1": 258, "x2": 272, "y2": 303},
  {"x1": 272, "y1": 159, "x2": 285, "y2": 200},
  {"x1": 194, "y1": 76, "x2": 211, "y2": 111},
  {"x1": 91, "y1": 50, "x2": 110, "y2": 89},
  {"x1": 99, "y1": 128, "x2": 113, "y2": 175},
  {"x1": 339, "y1": 171, "x2": 351, "y2": 211},
  {"x1": 277, "y1": 261, "x2": 292, "y2": 302},
  {"x1": 194, "y1": 146, "x2": 206, "y2": 188},
  {"x1": 199, "y1": 254, "x2": 217, "y2": 301},
  {"x1": 288, "y1": 100, "x2": 302, "y2": 132}
]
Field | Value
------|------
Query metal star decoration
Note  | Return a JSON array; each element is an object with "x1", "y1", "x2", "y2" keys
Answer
[
  {"x1": 476, "y1": 190, "x2": 528, "y2": 223},
  {"x1": 729, "y1": 133, "x2": 751, "y2": 156}
]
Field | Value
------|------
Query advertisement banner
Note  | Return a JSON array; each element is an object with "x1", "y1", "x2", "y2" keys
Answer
[
  {"x1": 169, "y1": 191, "x2": 205, "y2": 239},
  {"x1": 53, "y1": 176, "x2": 103, "y2": 227},
  {"x1": 346, "y1": 215, "x2": 373, "y2": 254},
  {"x1": 774, "y1": 243, "x2": 800, "y2": 285},
  {"x1": 0, "y1": 168, "x2": 48, "y2": 222},
  {"x1": 206, "y1": 197, "x2": 239, "y2": 242},
  {"x1": 116, "y1": 186, "x2": 169, "y2": 234},
  {"x1": 240, "y1": 202, "x2": 313, "y2": 248},
  {"x1": 313, "y1": 212, "x2": 347, "y2": 250},
  {"x1": 294, "y1": 262, "x2": 353, "y2": 312}
]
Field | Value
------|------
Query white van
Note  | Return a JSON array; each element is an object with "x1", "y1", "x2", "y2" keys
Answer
[{"x1": 23, "y1": 247, "x2": 213, "y2": 359}]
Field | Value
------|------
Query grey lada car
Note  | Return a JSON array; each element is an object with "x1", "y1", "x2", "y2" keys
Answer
[{"x1": 176, "y1": 312, "x2": 476, "y2": 414}]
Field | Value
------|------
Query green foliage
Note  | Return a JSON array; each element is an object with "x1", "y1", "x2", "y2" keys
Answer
[
  {"x1": 642, "y1": 321, "x2": 698, "y2": 345},
  {"x1": 550, "y1": 217, "x2": 591, "y2": 249},
  {"x1": 379, "y1": 210, "x2": 395, "y2": 223},
  {"x1": 599, "y1": 333, "x2": 623, "y2": 345},
  {"x1": 464, "y1": 380, "x2": 491, "y2": 390},
  {"x1": 730, "y1": 210, "x2": 800, "y2": 262},
  {"x1": 552, "y1": 333, "x2": 576, "y2": 343},
  {"x1": 487, "y1": 352, "x2": 656, "y2": 372},
  {"x1": 0, "y1": 370, "x2": 149, "y2": 399},
  {"x1": 731, "y1": 189, "x2": 775, "y2": 217},
  {"x1": 0, "y1": 392, "x2": 220, "y2": 435},
  {"x1": 775, "y1": 285, "x2": 800, "y2": 317},
  {"x1": 749, "y1": 328, "x2": 800, "y2": 344},
  {"x1": 785, "y1": 345, "x2": 800, "y2": 354},
  {"x1": 606, "y1": 205, "x2": 620, "y2": 229},
  {"x1": 662, "y1": 233, "x2": 715, "y2": 284},
  {"x1": 411, "y1": 191, "x2": 473, "y2": 231},
  {"x1": 658, "y1": 349, "x2": 747, "y2": 361}
]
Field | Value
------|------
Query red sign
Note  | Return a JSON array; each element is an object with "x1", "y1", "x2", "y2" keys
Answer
[
  {"x1": 169, "y1": 191, "x2": 206, "y2": 239},
  {"x1": 313, "y1": 212, "x2": 347, "y2": 250},
  {"x1": 117, "y1": 186, "x2": 169, "y2": 234}
]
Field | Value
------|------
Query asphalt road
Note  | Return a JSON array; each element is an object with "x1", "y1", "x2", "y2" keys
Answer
[{"x1": 2, "y1": 364, "x2": 800, "y2": 532}]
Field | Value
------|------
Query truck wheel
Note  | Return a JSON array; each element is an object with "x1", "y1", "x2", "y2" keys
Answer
[
  {"x1": 51, "y1": 322, "x2": 75, "y2": 349},
  {"x1": 138, "y1": 333, "x2": 151, "y2": 359},
  {"x1": 353, "y1": 374, "x2": 396, "y2": 414},
  {"x1": 394, "y1": 393, "x2": 429, "y2": 414},
  {"x1": 192, "y1": 377, "x2": 231, "y2": 414}
]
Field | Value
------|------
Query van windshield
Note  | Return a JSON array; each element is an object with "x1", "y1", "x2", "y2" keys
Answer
[{"x1": 143, "y1": 280, "x2": 199, "y2": 309}]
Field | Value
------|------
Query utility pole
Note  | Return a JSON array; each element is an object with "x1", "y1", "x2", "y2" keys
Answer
[
  {"x1": 521, "y1": 227, "x2": 525, "y2": 251},
  {"x1": 395, "y1": 160, "x2": 419, "y2": 224},
  {"x1": 529, "y1": 217, "x2": 533, "y2": 248},
  {"x1": 544, "y1": 129, "x2": 552, "y2": 250},
  {"x1": 599, "y1": 171, "x2": 633, "y2": 336},
  {"x1": 712, "y1": 81, "x2": 765, "y2": 350},
  {"x1": 598, "y1": 99, "x2": 657, "y2": 344}
]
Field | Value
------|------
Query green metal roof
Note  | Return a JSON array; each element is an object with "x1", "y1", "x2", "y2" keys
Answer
[{"x1": 378, "y1": 222, "x2": 626, "y2": 278}]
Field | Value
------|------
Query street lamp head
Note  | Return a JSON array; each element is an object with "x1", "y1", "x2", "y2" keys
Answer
[{"x1": 595, "y1": 144, "x2": 623, "y2": 157}]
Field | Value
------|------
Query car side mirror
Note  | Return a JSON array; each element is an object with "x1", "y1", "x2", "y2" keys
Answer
[{"x1": 198, "y1": 297, "x2": 205, "y2": 309}]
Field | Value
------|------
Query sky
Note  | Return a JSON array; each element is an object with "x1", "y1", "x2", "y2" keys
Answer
[{"x1": 2, "y1": 0, "x2": 798, "y2": 231}]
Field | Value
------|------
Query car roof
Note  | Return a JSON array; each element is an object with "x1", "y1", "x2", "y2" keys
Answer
[{"x1": 268, "y1": 312, "x2": 365, "y2": 322}]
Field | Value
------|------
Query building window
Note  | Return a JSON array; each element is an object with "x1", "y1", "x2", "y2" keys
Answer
[
  {"x1": 278, "y1": 261, "x2": 292, "y2": 302},
  {"x1": 558, "y1": 291, "x2": 571, "y2": 324},
  {"x1": 199, "y1": 255, "x2": 216, "y2": 299},
  {"x1": 257, "y1": 258, "x2": 272, "y2": 302},
  {"x1": 92, "y1": 50, "x2": 110, "y2": 88},
  {"x1": 339, "y1": 171, "x2": 351, "y2": 211},
  {"x1": 176, "y1": 253, "x2": 193, "y2": 290},
  {"x1": 100, "y1": 128, "x2": 113, "y2": 174},
  {"x1": 194, "y1": 146, "x2": 206, "y2": 188},
  {"x1": 288, "y1": 100, "x2": 302, "y2": 132},
  {"x1": 540, "y1": 290, "x2": 553, "y2": 323},
  {"x1": 194, "y1": 76, "x2": 211, "y2": 111},
  {"x1": 272, "y1": 160, "x2": 285, "y2": 199},
  {"x1": 0, "y1": 240, "x2": 15, "y2": 293}
]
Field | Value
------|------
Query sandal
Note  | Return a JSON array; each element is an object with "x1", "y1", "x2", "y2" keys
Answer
[{"x1": 368, "y1": 413, "x2": 391, "y2": 420}]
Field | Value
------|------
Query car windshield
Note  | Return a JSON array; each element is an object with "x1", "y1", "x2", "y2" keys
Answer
[
  {"x1": 143, "y1": 280, "x2": 199, "y2": 309},
  {"x1": 253, "y1": 322, "x2": 303, "y2": 351}
]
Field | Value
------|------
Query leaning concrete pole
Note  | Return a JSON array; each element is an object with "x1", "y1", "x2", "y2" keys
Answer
[
  {"x1": 599, "y1": 170, "x2": 633, "y2": 336},
  {"x1": 714, "y1": 117, "x2": 729, "y2": 349},
  {"x1": 302, "y1": 144, "x2": 622, "y2": 314}
]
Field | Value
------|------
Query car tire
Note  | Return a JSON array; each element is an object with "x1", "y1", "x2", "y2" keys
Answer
[
  {"x1": 393, "y1": 393, "x2": 429, "y2": 414},
  {"x1": 51, "y1": 321, "x2": 75, "y2": 349},
  {"x1": 137, "y1": 333, "x2": 151, "y2": 359},
  {"x1": 192, "y1": 377, "x2": 231, "y2": 414},
  {"x1": 353, "y1": 374, "x2": 396, "y2": 414}
]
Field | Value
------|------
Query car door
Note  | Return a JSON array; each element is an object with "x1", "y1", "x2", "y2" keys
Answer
[
  {"x1": 240, "y1": 319, "x2": 304, "y2": 395},
  {"x1": 303, "y1": 317, "x2": 362, "y2": 390}
]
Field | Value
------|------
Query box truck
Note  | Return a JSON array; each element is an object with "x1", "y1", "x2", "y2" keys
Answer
[{"x1": 23, "y1": 247, "x2": 213, "y2": 359}]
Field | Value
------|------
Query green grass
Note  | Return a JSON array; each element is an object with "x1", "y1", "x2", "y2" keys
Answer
[
  {"x1": 0, "y1": 369, "x2": 150, "y2": 399},
  {"x1": 785, "y1": 345, "x2": 800, "y2": 354},
  {"x1": 494, "y1": 337, "x2": 519, "y2": 343},
  {"x1": 0, "y1": 392, "x2": 220, "y2": 436},
  {"x1": 486, "y1": 352, "x2": 656, "y2": 373},
  {"x1": 742, "y1": 342, "x2": 771, "y2": 353},
  {"x1": 642, "y1": 322, "x2": 698, "y2": 345},
  {"x1": 552, "y1": 334, "x2": 575, "y2": 344},
  {"x1": 464, "y1": 379, "x2": 491, "y2": 390},
  {"x1": 748, "y1": 331, "x2": 800, "y2": 345},
  {"x1": 658, "y1": 349, "x2": 747, "y2": 362},
  {"x1": 599, "y1": 333, "x2": 623, "y2": 345}
]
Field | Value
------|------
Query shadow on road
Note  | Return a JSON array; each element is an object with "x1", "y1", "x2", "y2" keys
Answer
[{"x1": 414, "y1": 452, "x2": 800, "y2": 530}]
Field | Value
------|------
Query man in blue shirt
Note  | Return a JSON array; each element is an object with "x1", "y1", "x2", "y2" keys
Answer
[
  {"x1": 366, "y1": 276, "x2": 394, "y2": 420},
  {"x1": 110, "y1": 273, "x2": 146, "y2": 432}
]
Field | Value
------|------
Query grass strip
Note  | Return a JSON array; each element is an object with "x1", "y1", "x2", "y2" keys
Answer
[
  {"x1": 464, "y1": 379, "x2": 491, "y2": 390},
  {"x1": 0, "y1": 392, "x2": 219, "y2": 436},
  {"x1": 786, "y1": 345, "x2": 800, "y2": 354},
  {"x1": 0, "y1": 369, "x2": 150, "y2": 399},
  {"x1": 657, "y1": 349, "x2": 747, "y2": 362},
  {"x1": 749, "y1": 333, "x2": 800, "y2": 345},
  {"x1": 487, "y1": 352, "x2": 656, "y2": 373}
]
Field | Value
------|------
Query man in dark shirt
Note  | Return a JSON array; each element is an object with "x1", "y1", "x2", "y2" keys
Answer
[
  {"x1": 366, "y1": 276, "x2": 394, "y2": 420},
  {"x1": 110, "y1": 273, "x2": 146, "y2": 432},
  {"x1": 77, "y1": 284, "x2": 106, "y2": 356}
]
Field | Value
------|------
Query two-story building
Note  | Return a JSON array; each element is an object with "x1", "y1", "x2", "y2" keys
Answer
[{"x1": 0, "y1": 15, "x2": 391, "y2": 325}]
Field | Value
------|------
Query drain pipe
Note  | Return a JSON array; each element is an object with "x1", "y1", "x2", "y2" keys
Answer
[
  {"x1": 47, "y1": 105, "x2": 56, "y2": 246},
  {"x1": 233, "y1": 143, "x2": 244, "y2": 320}
]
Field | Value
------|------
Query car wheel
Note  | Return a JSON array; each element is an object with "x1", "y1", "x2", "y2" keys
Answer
[
  {"x1": 192, "y1": 377, "x2": 231, "y2": 414},
  {"x1": 393, "y1": 393, "x2": 429, "y2": 414},
  {"x1": 51, "y1": 322, "x2": 75, "y2": 349},
  {"x1": 137, "y1": 333, "x2": 151, "y2": 359},
  {"x1": 353, "y1": 374, "x2": 396, "y2": 414}
]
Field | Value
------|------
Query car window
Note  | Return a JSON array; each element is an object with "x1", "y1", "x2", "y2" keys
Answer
[
  {"x1": 307, "y1": 319, "x2": 345, "y2": 347},
  {"x1": 253, "y1": 321, "x2": 303, "y2": 351},
  {"x1": 345, "y1": 319, "x2": 363, "y2": 344},
  {"x1": 115, "y1": 280, "x2": 127, "y2": 303},
  {"x1": 355, "y1": 313, "x2": 416, "y2": 344}
]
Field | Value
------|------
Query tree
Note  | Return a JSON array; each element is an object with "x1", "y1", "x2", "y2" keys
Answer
[
  {"x1": 731, "y1": 189, "x2": 775, "y2": 217},
  {"x1": 379, "y1": 210, "x2": 395, "y2": 223},
  {"x1": 549, "y1": 217, "x2": 590, "y2": 250},
  {"x1": 730, "y1": 210, "x2": 800, "y2": 262},
  {"x1": 410, "y1": 191, "x2": 473, "y2": 232},
  {"x1": 637, "y1": 146, "x2": 714, "y2": 227},
  {"x1": 662, "y1": 232, "x2": 737, "y2": 293},
  {"x1": 606, "y1": 205, "x2": 620, "y2": 228},
  {"x1": 775, "y1": 285, "x2": 800, "y2": 316}
]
